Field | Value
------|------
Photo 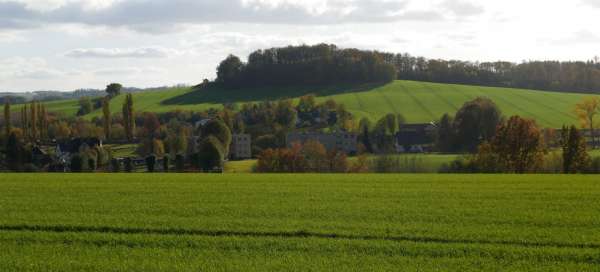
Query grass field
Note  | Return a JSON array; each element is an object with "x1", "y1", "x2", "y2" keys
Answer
[
  {"x1": 1, "y1": 174, "x2": 599, "y2": 271},
  {"x1": 22, "y1": 81, "x2": 600, "y2": 128}
]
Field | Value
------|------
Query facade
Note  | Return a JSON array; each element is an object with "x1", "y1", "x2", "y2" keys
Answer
[
  {"x1": 286, "y1": 131, "x2": 358, "y2": 154},
  {"x1": 230, "y1": 134, "x2": 252, "y2": 160}
]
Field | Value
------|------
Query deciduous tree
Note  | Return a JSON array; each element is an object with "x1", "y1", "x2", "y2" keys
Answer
[
  {"x1": 574, "y1": 97, "x2": 600, "y2": 149},
  {"x1": 560, "y1": 125, "x2": 590, "y2": 173},
  {"x1": 491, "y1": 116, "x2": 544, "y2": 173}
]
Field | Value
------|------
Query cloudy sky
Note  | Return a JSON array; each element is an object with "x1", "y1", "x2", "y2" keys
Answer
[{"x1": 0, "y1": 0, "x2": 599, "y2": 92}]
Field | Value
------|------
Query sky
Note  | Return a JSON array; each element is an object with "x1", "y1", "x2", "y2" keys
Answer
[{"x1": 0, "y1": 0, "x2": 599, "y2": 92}]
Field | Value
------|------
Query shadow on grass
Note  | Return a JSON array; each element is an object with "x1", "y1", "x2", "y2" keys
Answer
[
  {"x1": 161, "y1": 82, "x2": 389, "y2": 106},
  {"x1": 1, "y1": 224, "x2": 598, "y2": 251}
]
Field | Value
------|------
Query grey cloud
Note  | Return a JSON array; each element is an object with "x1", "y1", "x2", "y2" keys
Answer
[
  {"x1": 64, "y1": 47, "x2": 175, "y2": 58},
  {"x1": 582, "y1": 0, "x2": 600, "y2": 8},
  {"x1": 0, "y1": 0, "x2": 444, "y2": 33},
  {"x1": 551, "y1": 30, "x2": 600, "y2": 45}
]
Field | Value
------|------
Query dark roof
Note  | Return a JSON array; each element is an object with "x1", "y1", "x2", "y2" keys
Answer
[
  {"x1": 396, "y1": 130, "x2": 433, "y2": 146},
  {"x1": 58, "y1": 138, "x2": 101, "y2": 153},
  {"x1": 400, "y1": 123, "x2": 436, "y2": 131}
]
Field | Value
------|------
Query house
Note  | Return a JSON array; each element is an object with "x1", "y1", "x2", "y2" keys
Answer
[
  {"x1": 286, "y1": 131, "x2": 358, "y2": 154},
  {"x1": 56, "y1": 137, "x2": 103, "y2": 161},
  {"x1": 396, "y1": 123, "x2": 436, "y2": 153},
  {"x1": 230, "y1": 134, "x2": 252, "y2": 160}
]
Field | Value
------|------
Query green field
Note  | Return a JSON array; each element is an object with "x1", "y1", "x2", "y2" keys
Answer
[
  {"x1": 25, "y1": 81, "x2": 600, "y2": 128},
  {"x1": 1, "y1": 174, "x2": 599, "y2": 271}
]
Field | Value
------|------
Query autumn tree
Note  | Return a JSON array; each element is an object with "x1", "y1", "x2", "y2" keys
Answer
[
  {"x1": 574, "y1": 97, "x2": 600, "y2": 149},
  {"x1": 560, "y1": 125, "x2": 590, "y2": 173},
  {"x1": 3, "y1": 101, "x2": 10, "y2": 139},
  {"x1": 29, "y1": 101, "x2": 38, "y2": 141},
  {"x1": 102, "y1": 97, "x2": 111, "y2": 140},
  {"x1": 39, "y1": 103, "x2": 48, "y2": 140},
  {"x1": 491, "y1": 116, "x2": 544, "y2": 173}
]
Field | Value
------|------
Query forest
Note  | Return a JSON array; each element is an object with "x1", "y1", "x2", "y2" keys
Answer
[{"x1": 216, "y1": 44, "x2": 600, "y2": 94}]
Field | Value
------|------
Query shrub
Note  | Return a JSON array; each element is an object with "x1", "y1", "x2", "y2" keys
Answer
[
  {"x1": 175, "y1": 154, "x2": 185, "y2": 172},
  {"x1": 87, "y1": 158, "x2": 97, "y2": 172},
  {"x1": 197, "y1": 136, "x2": 225, "y2": 172},
  {"x1": 586, "y1": 157, "x2": 600, "y2": 174},
  {"x1": 163, "y1": 155, "x2": 170, "y2": 172},
  {"x1": 111, "y1": 158, "x2": 121, "y2": 173},
  {"x1": 70, "y1": 154, "x2": 83, "y2": 173},
  {"x1": 124, "y1": 157, "x2": 133, "y2": 173},
  {"x1": 146, "y1": 155, "x2": 156, "y2": 173}
]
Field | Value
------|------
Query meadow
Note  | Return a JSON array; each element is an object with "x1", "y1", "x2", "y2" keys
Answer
[
  {"x1": 1, "y1": 174, "x2": 599, "y2": 271},
  {"x1": 22, "y1": 81, "x2": 600, "y2": 128}
]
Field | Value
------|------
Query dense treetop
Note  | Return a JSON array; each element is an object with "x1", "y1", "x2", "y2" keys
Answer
[
  {"x1": 216, "y1": 44, "x2": 397, "y2": 88},
  {"x1": 215, "y1": 43, "x2": 600, "y2": 94}
]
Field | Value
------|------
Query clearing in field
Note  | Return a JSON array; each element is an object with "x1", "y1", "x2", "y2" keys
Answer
[{"x1": 1, "y1": 174, "x2": 599, "y2": 271}]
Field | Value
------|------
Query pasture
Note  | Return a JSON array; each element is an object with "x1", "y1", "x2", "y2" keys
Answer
[
  {"x1": 1, "y1": 174, "x2": 599, "y2": 271},
  {"x1": 22, "y1": 81, "x2": 600, "y2": 128}
]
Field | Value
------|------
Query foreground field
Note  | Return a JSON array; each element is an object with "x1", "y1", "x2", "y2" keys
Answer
[
  {"x1": 1, "y1": 174, "x2": 599, "y2": 271},
  {"x1": 21, "y1": 81, "x2": 600, "y2": 127}
]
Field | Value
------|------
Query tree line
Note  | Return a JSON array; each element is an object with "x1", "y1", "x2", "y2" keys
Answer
[
  {"x1": 215, "y1": 44, "x2": 600, "y2": 94},
  {"x1": 215, "y1": 44, "x2": 397, "y2": 88}
]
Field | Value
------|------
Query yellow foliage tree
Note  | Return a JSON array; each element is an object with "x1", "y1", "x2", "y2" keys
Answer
[{"x1": 574, "y1": 97, "x2": 600, "y2": 149}]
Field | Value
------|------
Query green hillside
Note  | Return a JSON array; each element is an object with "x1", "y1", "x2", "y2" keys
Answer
[{"x1": 33, "y1": 81, "x2": 600, "y2": 128}]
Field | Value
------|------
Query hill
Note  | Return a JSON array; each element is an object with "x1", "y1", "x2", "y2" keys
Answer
[{"x1": 31, "y1": 81, "x2": 600, "y2": 128}]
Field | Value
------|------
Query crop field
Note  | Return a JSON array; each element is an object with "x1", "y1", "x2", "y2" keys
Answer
[
  {"x1": 1, "y1": 174, "x2": 599, "y2": 271},
  {"x1": 20, "y1": 81, "x2": 600, "y2": 127}
]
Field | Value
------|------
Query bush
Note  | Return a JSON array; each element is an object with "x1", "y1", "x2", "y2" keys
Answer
[
  {"x1": 163, "y1": 155, "x2": 170, "y2": 172},
  {"x1": 197, "y1": 136, "x2": 225, "y2": 172},
  {"x1": 87, "y1": 158, "x2": 97, "y2": 172},
  {"x1": 146, "y1": 155, "x2": 156, "y2": 173},
  {"x1": 586, "y1": 157, "x2": 600, "y2": 174},
  {"x1": 175, "y1": 154, "x2": 185, "y2": 172},
  {"x1": 124, "y1": 157, "x2": 133, "y2": 173},
  {"x1": 110, "y1": 158, "x2": 121, "y2": 173},
  {"x1": 71, "y1": 154, "x2": 83, "y2": 173},
  {"x1": 438, "y1": 156, "x2": 476, "y2": 173},
  {"x1": 368, "y1": 155, "x2": 427, "y2": 173}
]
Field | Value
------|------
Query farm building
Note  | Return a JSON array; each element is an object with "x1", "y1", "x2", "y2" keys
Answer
[
  {"x1": 230, "y1": 134, "x2": 252, "y2": 160},
  {"x1": 395, "y1": 123, "x2": 436, "y2": 153},
  {"x1": 286, "y1": 131, "x2": 358, "y2": 154}
]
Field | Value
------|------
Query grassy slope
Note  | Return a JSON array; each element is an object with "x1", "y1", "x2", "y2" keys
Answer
[
  {"x1": 0, "y1": 174, "x2": 599, "y2": 271},
  {"x1": 29, "y1": 81, "x2": 600, "y2": 127}
]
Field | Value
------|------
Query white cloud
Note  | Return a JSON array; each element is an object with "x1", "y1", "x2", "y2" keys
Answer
[
  {"x1": 93, "y1": 66, "x2": 166, "y2": 76},
  {"x1": 64, "y1": 46, "x2": 179, "y2": 58},
  {"x1": 0, "y1": 0, "x2": 443, "y2": 33},
  {"x1": 581, "y1": 0, "x2": 600, "y2": 8},
  {"x1": 440, "y1": 0, "x2": 484, "y2": 17},
  {"x1": 0, "y1": 57, "x2": 65, "y2": 80}
]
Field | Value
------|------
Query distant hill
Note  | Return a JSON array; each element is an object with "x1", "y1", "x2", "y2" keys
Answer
[{"x1": 24, "y1": 80, "x2": 600, "y2": 128}]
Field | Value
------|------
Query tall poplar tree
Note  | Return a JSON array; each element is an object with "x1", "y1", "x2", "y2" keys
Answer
[
  {"x1": 30, "y1": 101, "x2": 38, "y2": 141},
  {"x1": 3, "y1": 101, "x2": 10, "y2": 138},
  {"x1": 122, "y1": 94, "x2": 135, "y2": 142},
  {"x1": 102, "y1": 97, "x2": 111, "y2": 140}
]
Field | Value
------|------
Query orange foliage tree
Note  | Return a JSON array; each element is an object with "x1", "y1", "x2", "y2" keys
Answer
[{"x1": 490, "y1": 116, "x2": 544, "y2": 173}]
